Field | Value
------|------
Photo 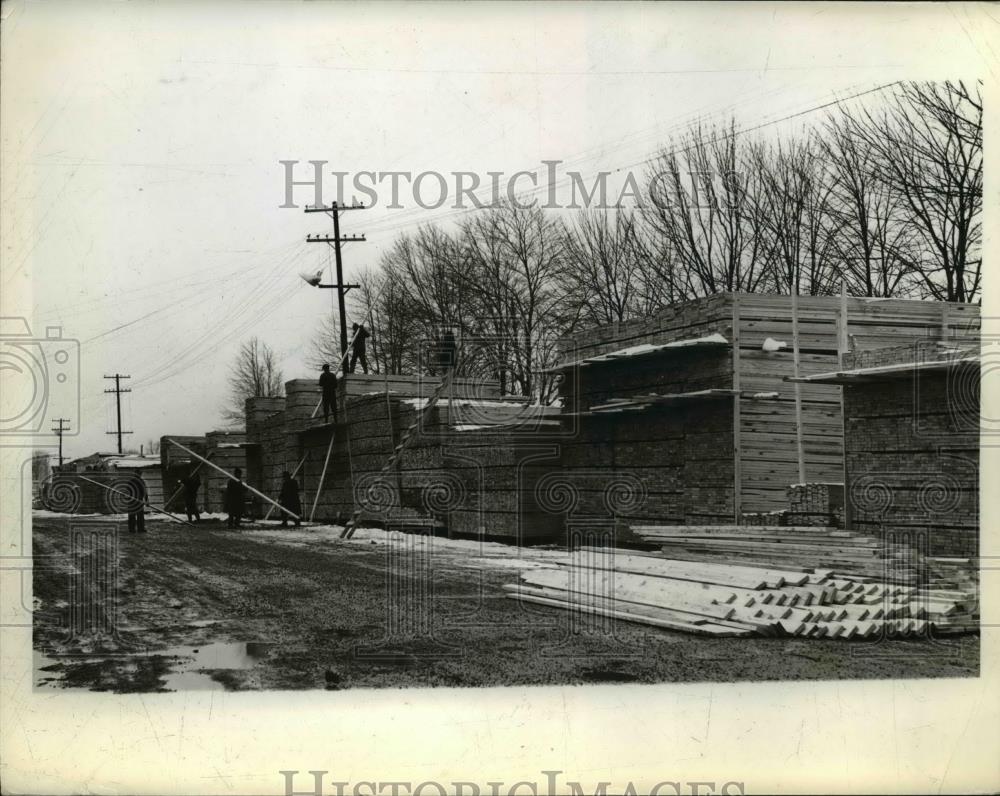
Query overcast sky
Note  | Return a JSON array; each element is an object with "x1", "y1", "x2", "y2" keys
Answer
[{"x1": 2, "y1": 1, "x2": 994, "y2": 460}]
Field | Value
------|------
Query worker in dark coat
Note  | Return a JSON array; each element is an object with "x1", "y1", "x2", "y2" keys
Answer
[
  {"x1": 225, "y1": 467, "x2": 246, "y2": 529},
  {"x1": 435, "y1": 328, "x2": 457, "y2": 373},
  {"x1": 127, "y1": 471, "x2": 147, "y2": 534},
  {"x1": 278, "y1": 471, "x2": 302, "y2": 528},
  {"x1": 319, "y1": 364, "x2": 338, "y2": 424},
  {"x1": 180, "y1": 470, "x2": 201, "y2": 523},
  {"x1": 349, "y1": 322, "x2": 370, "y2": 374}
]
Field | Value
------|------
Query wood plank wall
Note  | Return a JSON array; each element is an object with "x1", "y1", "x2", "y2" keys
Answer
[{"x1": 734, "y1": 294, "x2": 979, "y2": 516}]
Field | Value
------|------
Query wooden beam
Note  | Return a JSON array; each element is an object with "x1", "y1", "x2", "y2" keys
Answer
[
  {"x1": 732, "y1": 295, "x2": 742, "y2": 522},
  {"x1": 838, "y1": 283, "x2": 851, "y2": 530},
  {"x1": 790, "y1": 284, "x2": 806, "y2": 484},
  {"x1": 165, "y1": 437, "x2": 299, "y2": 520}
]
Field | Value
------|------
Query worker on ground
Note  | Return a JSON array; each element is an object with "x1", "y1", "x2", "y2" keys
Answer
[
  {"x1": 127, "y1": 470, "x2": 147, "y2": 534},
  {"x1": 319, "y1": 364, "x2": 339, "y2": 424},
  {"x1": 180, "y1": 470, "x2": 201, "y2": 523},
  {"x1": 225, "y1": 467, "x2": 247, "y2": 529},
  {"x1": 278, "y1": 470, "x2": 302, "y2": 528},
  {"x1": 349, "y1": 322, "x2": 370, "y2": 374}
]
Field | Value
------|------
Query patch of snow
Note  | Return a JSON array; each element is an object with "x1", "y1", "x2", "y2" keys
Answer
[
  {"x1": 749, "y1": 391, "x2": 779, "y2": 399},
  {"x1": 402, "y1": 397, "x2": 530, "y2": 410},
  {"x1": 552, "y1": 333, "x2": 730, "y2": 371},
  {"x1": 762, "y1": 337, "x2": 787, "y2": 352},
  {"x1": 664, "y1": 332, "x2": 729, "y2": 347},
  {"x1": 109, "y1": 458, "x2": 161, "y2": 469},
  {"x1": 341, "y1": 527, "x2": 572, "y2": 570},
  {"x1": 33, "y1": 509, "x2": 127, "y2": 519}
]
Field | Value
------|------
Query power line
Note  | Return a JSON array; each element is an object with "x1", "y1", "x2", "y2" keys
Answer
[
  {"x1": 51, "y1": 418, "x2": 70, "y2": 468},
  {"x1": 305, "y1": 202, "x2": 368, "y2": 376},
  {"x1": 357, "y1": 81, "x2": 904, "y2": 241}
]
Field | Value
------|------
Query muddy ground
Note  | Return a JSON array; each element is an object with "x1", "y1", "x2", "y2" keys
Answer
[{"x1": 31, "y1": 515, "x2": 979, "y2": 692}]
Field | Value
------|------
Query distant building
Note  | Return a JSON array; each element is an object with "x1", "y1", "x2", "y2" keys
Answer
[{"x1": 40, "y1": 452, "x2": 163, "y2": 513}]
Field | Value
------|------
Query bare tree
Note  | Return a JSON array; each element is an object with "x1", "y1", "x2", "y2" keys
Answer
[
  {"x1": 820, "y1": 115, "x2": 920, "y2": 297},
  {"x1": 462, "y1": 202, "x2": 569, "y2": 400},
  {"x1": 749, "y1": 137, "x2": 839, "y2": 296},
  {"x1": 560, "y1": 209, "x2": 647, "y2": 326},
  {"x1": 223, "y1": 337, "x2": 284, "y2": 425},
  {"x1": 642, "y1": 119, "x2": 773, "y2": 298},
  {"x1": 307, "y1": 312, "x2": 343, "y2": 373},
  {"x1": 841, "y1": 81, "x2": 982, "y2": 302}
]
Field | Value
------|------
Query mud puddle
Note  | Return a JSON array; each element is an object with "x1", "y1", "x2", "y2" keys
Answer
[
  {"x1": 34, "y1": 641, "x2": 275, "y2": 692},
  {"x1": 159, "y1": 641, "x2": 274, "y2": 690}
]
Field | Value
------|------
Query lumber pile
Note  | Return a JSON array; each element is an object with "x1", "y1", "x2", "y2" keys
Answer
[
  {"x1": 504, "y1": 548, "x2": 978, "y2": 639},
  {"x1": 631, "y1": 524, "x2": 921, "y2": 582},
  {"x1": 739, "y1": 510, "x2": 789, "y2": 527},
  {"x1": 842, "y1": 367, "x2": 979, "y2": 558},
  {"x1": 444, "y1": 429, "x2": 562, "y2": 539},
  {"x1": 786, "y1": 482, "x2": 845, "y2": 528}
]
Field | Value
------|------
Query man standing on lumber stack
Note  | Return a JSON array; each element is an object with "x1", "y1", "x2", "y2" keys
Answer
[
  {"x1": 278, "y1": 471, "x2": 302, "y2": 528},
  {"x1": 319, "y1": 364, "x2": 339, "y2": 424},
  {"x1": 349, "y1": 322, "x2": 369, "y2": 374},
  {"x1": 434, "y1": 327, "x2": 457, "y2": 374},
  {"x1": 225, "y1": 467, "x2": 247, "y2": 529}
]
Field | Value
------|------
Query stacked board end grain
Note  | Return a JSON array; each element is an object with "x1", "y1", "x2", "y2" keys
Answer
[
  {"x1": 444, "y1": 425, "x2": 562, "y2": 540},
  {"x1": 786, "y1": 482, "x2": 845, "y2": 528},
  {"x1": 842, "y1": 348, "x2": 979, "y2": 558},
  {"x1": 204, "y1": 431, "x2": 247, "y2": 514},
  {"x1": 632, "y1": 524, "x2": 925, "y2": 583},
  {"x1": 557, "y1": 383, "x2": 735, "y2": 529},
  {"x1": 740, "y1": 510, "x2": 789, "y2": 527}
]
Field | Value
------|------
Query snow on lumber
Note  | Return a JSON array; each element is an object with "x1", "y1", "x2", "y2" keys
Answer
[{"x1": 546, "y1": 333, "x2": 729, "y2": 371}]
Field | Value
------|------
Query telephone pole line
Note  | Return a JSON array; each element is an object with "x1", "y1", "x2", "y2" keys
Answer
[
  {"x1": 103, "y1": 373, "x2": 132, "y2": 454},
  {"x1": 51, "y1": 418, "x2": 70, "y2": 468},
  {"x1": 305, "y1": 202, "x2": 367, "y2": 376}
]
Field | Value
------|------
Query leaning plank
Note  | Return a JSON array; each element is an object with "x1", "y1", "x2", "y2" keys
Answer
[
  {"x1": 563, "y1": 550, "x2": 811, "y2": 588},
  {"x1": 504, "y1": 583, "x2": 760, "y2": 632},
  {"x1": 504, "y1": 591, "x2": 752, "y2": 637}
]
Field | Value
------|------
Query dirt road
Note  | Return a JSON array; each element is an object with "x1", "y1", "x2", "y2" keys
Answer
[{"x1": 31, "y1": 515, "x2": 978, "y2": 691}]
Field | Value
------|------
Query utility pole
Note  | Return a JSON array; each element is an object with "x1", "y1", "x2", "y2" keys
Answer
[
  {"x1": 51, "y1": 418, "x2": 70, "y2": 468},
  {"x1": 103, "y1": 373, "x2": 132, "y2": 454},
  {"x1": 305, "y1": 202, "x2": 367, "y2": 376}
]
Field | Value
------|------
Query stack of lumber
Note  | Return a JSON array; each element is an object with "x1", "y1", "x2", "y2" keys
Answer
[
  {"x1": 444, "y1": 430, "x2": 562, "y2": 540},
  {"x1": 504, "y1": 548, "x2": 978, "y2": 638},
  {"x1": 842, "y1": 368, "x2": 979, "y2": 558},
  {"x1": 631, "y1": 525, "x2": 920, "y2": 582},
  {"x1": 739, "y1": 510, "x2": 789, "y2": 527},
  {"x1": 787, "y1": 483, "x2": 845, "y2": 528}
]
